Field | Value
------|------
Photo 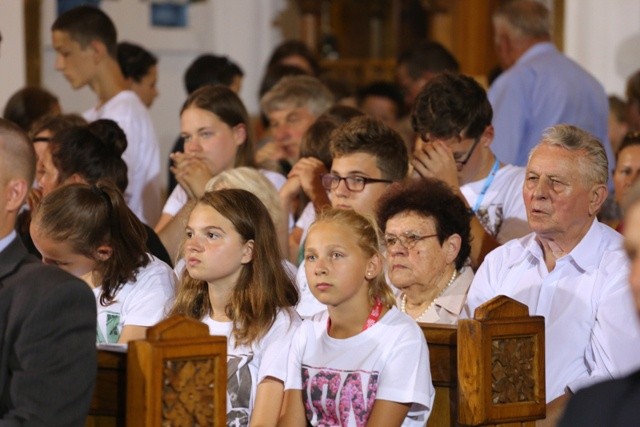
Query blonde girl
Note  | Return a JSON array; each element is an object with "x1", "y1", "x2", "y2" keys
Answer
[{"x1": 280, "y1": 208, "x2": 434, "y2": 427}]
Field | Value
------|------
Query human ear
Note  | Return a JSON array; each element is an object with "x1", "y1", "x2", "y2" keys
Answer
[
  {"x1": 241, "y1": 239, "x2": 254, "y2": 264},
  {"x1": 589, "y1": 184, "x2": 608, "y2": 217},
  {"x1": 365, "y1": 253, "x2": 383, "y2": 280},
  {"x1": 232, "y1": 124, "x2": 247, "y2": 147},
  {"x1": 95, "y1": 245, "x2": 113, "y2": 261},
  {"x1": 443, "y1": 234, "x2": 462, "y2": 266},
  {"x1": 3, "y1": 178, "x2": 29, "y2": 213},
  {"x1": 481, "y1": 125, "x2": 495, "y2": 148},
  {"x1": 88, "y1": 39, "x2": 107, "y2": 62}
]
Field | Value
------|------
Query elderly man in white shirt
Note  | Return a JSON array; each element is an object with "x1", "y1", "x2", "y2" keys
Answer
[{"x1": 464, "y1": 124, "x2": 640, "y2": 426}]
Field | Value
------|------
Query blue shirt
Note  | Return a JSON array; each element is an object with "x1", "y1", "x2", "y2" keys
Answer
[{"x1": 488, "y1": 42, "x2": 611, "y2": 169}]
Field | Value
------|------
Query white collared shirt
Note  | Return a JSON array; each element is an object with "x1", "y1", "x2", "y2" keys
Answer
[{"x1": 464, "y1": 220, "x2": 640, "y2": 401}]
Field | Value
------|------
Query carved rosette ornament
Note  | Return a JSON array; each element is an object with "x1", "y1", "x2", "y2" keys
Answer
[
  {"x1": 491, "y1": 336, "x2": 536, "y2": 404},
  {"x1": 162, "y1": 358, "x2": 216, "y2": 426}
]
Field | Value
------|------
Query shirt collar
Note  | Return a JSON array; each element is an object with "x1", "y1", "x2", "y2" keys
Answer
[
  {"x1": 508, "y1": 219, "x2": 603, "y2": 271},
  {"x1": 517, "y1": 41, "x2": 556, "y2": 65},
  {"x1": 0, "y1": 230, "x2": 16, "y2": 254}
]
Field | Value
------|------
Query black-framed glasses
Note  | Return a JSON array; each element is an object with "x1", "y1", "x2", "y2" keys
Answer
[
  {"x1": 455, "y1": 137, "x2": 482, "y2": 167},
  {"x1": 321, "y1": 174, "x2": 393, "y2": 192},
  {"x1": 382, "y1": 232, "x2": 439, "y2": 250}
]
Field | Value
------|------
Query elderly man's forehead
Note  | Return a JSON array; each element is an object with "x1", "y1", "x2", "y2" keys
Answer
[{"x1": 527, "y1": 143, "x2": 587, "y2": 172}]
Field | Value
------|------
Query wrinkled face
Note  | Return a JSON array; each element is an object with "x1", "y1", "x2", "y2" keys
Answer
[
  {"x1": 523, "y1": 144, "x2": 595, "y2": 240},
  {"x1": 180, "y1": 107, "x2": 244, "y2": 176},
  {"x1": 384, "y1": 212, "x2": 454, "y2": 291},
  {"x1": 52, "y1": 30, "x2": 96, "y2": 89},
  {"x1": 304, "y1": 221, "x2": 373, "y2": 308},
  {"x1": 329, "y1": 153, "x2": 390, "y2": 217},
  {"x1": 360, "y1": 96, "x2": 399, "y2": 128},
  {"x1": 130, "y1": 65, "x2": 158, "y2": 108},
  {"x1": 624, "y1": 202, "x2": 640, "y2": 313},
  {"x1": 38, "y1": 147, "x2": 60, "y2": 196},
  {"x1": 614, "y1": 145, "x2": 640, "y2": 205},
  {"x1": 30, "y1": 223, "x2": 98, "y2": 279},
  {"x1": 183, "y1": 204, "x2": 252, "y2": 285},
  {"x1": 267, "y1": 105, "x2": 317, "y2": 163}
]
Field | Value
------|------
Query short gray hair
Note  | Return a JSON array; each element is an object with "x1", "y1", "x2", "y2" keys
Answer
[
  {"x1": 494, "y1": 0, "x2": 552, "y2": 39},
  {"x1": 530, "y1": 124, "x2": 608, "y2": 186},
  {"x1": 260, "y1": 75, "x2": 334, "y2": 117}
]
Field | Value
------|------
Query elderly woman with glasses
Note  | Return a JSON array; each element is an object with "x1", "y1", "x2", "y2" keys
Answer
[{"x1": 377, "y1": 177, "x2": 473, "y2": 324}]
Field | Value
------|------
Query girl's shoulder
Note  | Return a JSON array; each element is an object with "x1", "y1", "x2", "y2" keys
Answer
[{"x1": 134, "y1": 255, "x2": 177, "y2": 284}]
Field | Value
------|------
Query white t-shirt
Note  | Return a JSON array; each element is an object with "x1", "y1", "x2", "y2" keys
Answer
[
  {"x1": 285, "y1": 307, "x2": 434, "y2": 426},
  {"x1": 84, "y1": 90, "x2": 162, "y2": 226},
  {"x1": 202, "y1": 308, "x2": 301, "y2": 426},
  {"x1": 460, "y1": 164, "x2": 530, "y2": 244},
  {"x1": 464, "y1": 220, "x2": 640, "y2": 401},
  {"x1": 162, "y1": 169, "x2": 286, "y2": 217},
  {"x1": 94, "y1": 255, "x2": 176, "y2": 343}
]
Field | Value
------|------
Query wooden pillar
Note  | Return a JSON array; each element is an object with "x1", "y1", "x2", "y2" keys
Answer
[
  {"x1": 296, "y1": 0, "x2": 322, "y2": 53},
  {"x1": 24, "y1": 0, "x2": 41, "y2": 86}
]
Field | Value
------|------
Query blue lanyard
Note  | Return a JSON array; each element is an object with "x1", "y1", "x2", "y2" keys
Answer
[{"x1": 472, "y1": 159, "x2": 500, "y2": 213}]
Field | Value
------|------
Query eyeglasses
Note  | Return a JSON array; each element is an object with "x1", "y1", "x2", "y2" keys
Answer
[
  {"x1": 421, "y1": 133, "x2": 481, "y2": 167},
  {"x1": 456, "y1": 137, "x2": 482, "y2": 166},
  {"x1": 382, "y1": 232, "x2": 439, "y2": 250},
  {"x1": 321, "y1": 174, "x2": 393, "y2": 192}
]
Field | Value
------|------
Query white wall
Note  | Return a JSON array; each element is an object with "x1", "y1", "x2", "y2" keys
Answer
[
  {"x1": 0, "y1": 2, "x2": 26, "y2": 111},
  {"x1": 564, "y1": 0, "x2": 640, "y2": 97},
  {"x1": 39, "y1": 0, "x2": 288, "y2": 193}
]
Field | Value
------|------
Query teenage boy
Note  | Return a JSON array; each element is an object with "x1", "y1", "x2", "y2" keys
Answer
[
  {"x1": 52, "y1": 5, "x2": 161, "y2": 225},
  {"x1": 295, "y1": 116, "x2": 408, "y2": 317},
  {"x1": 412, "y1": 72, "x2": 530, "y2": 267}
]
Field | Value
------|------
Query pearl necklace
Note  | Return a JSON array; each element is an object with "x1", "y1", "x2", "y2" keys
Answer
[{"x1": 400, "y1": 269, "x2": 458, "y2": 322}]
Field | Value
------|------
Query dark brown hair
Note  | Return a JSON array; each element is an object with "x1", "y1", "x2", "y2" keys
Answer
[
  {"x1": 377, "y1": 178, "x2": 472, "y2": 270},
  {"x1": 330, "y1": 115, "x2": 408, "y2": 182},
  {"x1": 32, "y1": 181, "x2": 149, "y2": 305}
]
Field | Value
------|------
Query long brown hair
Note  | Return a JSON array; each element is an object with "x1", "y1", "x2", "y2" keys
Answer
[
  {"x1": 169, "y1": 189, "x2": 299, "y2": 346},
  {"x1": 32, "y1": 181, "x2": 149, "y2": 305},
  {"x1": 307, "y1": 208, "x2": 396, "y2": 308}
]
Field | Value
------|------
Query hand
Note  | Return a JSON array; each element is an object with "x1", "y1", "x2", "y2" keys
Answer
[
  {"x1": 255, "y1": 140, "x2": 286, "y2": 165},
  {"x1": 170, "y1": 152, "x2": 212, "y2": 200},
  {"x1": 279, "y1": 175, "x2": 302, "y2": 206},
  {"x1": 288, "y1": 157, "x2": 327, "y2": 198},
  {"x1": 411, "y1": 140, "x2": 460, "y2": 190}
]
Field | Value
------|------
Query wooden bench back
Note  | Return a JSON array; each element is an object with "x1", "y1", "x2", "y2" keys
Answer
[
  {"x1": 422, "y1": 295, "x2": 545, "y2": 427},
  {"x1": 127, "y1": 316, "x2": 227, "y2": 426}
]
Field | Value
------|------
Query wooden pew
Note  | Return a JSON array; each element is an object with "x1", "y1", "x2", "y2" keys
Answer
[
  {"x1": 87, "y1": 316, "x2": 227, "y2": 427},
  {"x1": 423, "y1": 295, "x2": 546, "y2": 427},
  {"x1": 89, "y1": 297, "x2": 542, "y2": 426}
]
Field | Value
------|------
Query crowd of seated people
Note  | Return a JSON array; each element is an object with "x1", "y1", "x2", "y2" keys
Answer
[{"x1": 4, "y1": 0, "x2": 640, "y2": 426}]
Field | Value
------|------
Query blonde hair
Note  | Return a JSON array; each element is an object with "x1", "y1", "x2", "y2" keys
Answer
[
  {"x1": 307, "y1": 208, "x2": 396, "y2": 308},
  {"x1": 205, "y1": 167, "x2": 284, "y2": 233}
]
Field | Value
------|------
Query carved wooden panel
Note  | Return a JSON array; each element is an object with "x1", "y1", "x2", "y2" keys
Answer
[
  {"x1": 162, "y1": 358, "x2": 216, "y2": 427},
  {"x1": 491, "y1": 336, "x2": 536, "y2": 404}
]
